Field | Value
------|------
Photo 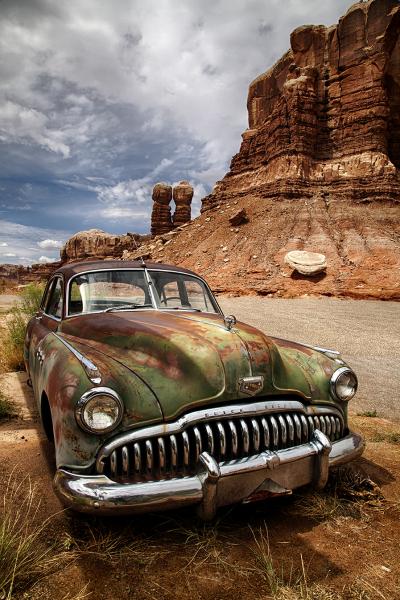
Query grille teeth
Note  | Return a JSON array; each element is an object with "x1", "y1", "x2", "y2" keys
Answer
[{"x1": 102, "y1": 411, "x2": 344, "y2": 482}]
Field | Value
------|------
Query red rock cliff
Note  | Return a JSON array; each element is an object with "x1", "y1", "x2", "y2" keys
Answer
[
  {"x1": 203, "y1": 0, "x2": 400, "y2": 208},
  {"x1": 129, "y1": 0, "x2": 400, "y2": 300}
]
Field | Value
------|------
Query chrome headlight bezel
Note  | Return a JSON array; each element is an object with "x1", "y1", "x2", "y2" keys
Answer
[
  {"x1": 75, "y1": 387, "x2": 123, "y2": 435},
  {"x1": 330, "y1": 367, "x2": 358, "y2": 402}
]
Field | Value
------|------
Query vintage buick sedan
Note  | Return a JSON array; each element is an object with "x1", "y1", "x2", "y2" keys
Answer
[{"x1": 25, "y1": 260, "x2": 364, "y2": 519}]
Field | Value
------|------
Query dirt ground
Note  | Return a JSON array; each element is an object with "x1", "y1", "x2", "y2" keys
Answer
[{"x1": 0, "y1": 296, "x2": 399, "y2": 599}]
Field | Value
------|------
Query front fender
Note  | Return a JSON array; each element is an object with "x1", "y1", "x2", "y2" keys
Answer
[{"x1": 37, "y1": 333, "x2": 163, "y2": 471}]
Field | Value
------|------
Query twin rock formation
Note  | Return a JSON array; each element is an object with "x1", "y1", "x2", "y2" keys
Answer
[{"x1": 151, "y1": 181, "x2": 193, "y2": 236}]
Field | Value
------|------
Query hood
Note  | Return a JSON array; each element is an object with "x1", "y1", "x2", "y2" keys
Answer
[{"x1": 59, "y1": 310, "x2": 336, "y2": 420}]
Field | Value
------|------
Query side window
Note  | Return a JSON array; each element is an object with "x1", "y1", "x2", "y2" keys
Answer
[
  {"x1": 46, "y1": 278, "x2": 63, "y2": 319},
  {"x1": 69, "y1": 280, "x2": 83, "y2": 315},
  {"x1": 185, "y1": 280, "x2": 210, "y2": 312},
  {"x1": 160, "y1": 281, "x2": 180, "y2": 306}
]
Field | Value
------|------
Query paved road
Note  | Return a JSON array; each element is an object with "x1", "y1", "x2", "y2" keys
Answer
[{"x1": 219, "y1": 296, "x2": 400, "y2": 422}]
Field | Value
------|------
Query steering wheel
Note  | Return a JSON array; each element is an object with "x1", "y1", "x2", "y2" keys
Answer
[{"x1": 160, "y1": 296, "x2": 187, "y2": 306}]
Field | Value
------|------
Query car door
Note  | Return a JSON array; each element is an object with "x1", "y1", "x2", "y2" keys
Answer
[{"x1": 27, "y1": 275, "x2": 64, "y2": 398}]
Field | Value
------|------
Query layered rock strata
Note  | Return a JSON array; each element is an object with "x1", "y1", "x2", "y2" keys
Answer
[
  {"x1": 202, "y1": 0, "x2": 400, "y2": 210},
  {"x1": 60, "y1": 229, "x2": 150, "y2": 262},
  {"x1": 122, "y1": 0, "x2": 400, "y2": 300},
  {"x1": 151, "y1": 183, "x2": 173, "y2": 236},
  {"x1": 172, "y1": 181, "x2": 194, "y2": 227}
]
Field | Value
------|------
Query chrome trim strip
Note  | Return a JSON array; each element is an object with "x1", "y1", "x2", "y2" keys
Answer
[
  {"x1": 251, "y1": 418, "x2": 260, "y2": 452},
  {"x1": 158, "y1": 437, "x2": 166, "y2": 471},
  {"x1": 270, "y1": 416, "x2": 279, "y2": 448},
  {"x1": 182, "y1": 431, "x2": 190, "y2": 467},
  {"x1": 278, "y1": 415, "x2": 287, "y2": 446},
  {"x1": 110, "y1": 451, "x2": 117, "y2": 478},
  {"x1": 261, "y1": 417, "x2": 269, "y2": 448},
  {"x1": 193, "y1": 427, "x2": 202, "y2": 463},
  {"x1": 134, "y1": 443, "x2": 141, "y2": 473},
  {"x1": 205, "y1": 424, "x2": 214, "y2": 455},
  {"x1": 96, "y1": 400, "x2": 344, "y2": 470},
  {"x1": 240, "y1": 419, "x2": 250, "y2": 453},
  {"x1": 145, "y1": 440, "x2": 153, "y2": 471},
  {"x1": 53, "y1": 333, "x2": 101, "y2": 384},
  {"x1": 122, "y1": 446, "x2": 129, "y2": 476},
  {"x1": 217, "y1": 422, "x2": 226, "y2": 457},
  {"x1": 293, "y1": 414, "x2": 302, "y2": 443},
  {"x1": 170, "y1": 435, "x2": 178, "y2": 471},
  {"x1": 228, "y1": 421, "x2": 238, "y2": 456}
]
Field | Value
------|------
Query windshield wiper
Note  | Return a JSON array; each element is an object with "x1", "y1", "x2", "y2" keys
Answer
[
  {"x1": 170, "y1": 306, "x2": 201, "y2": 312},
  {"x1": 104, "y1": 303, "x2": 153, "y2": 312}
]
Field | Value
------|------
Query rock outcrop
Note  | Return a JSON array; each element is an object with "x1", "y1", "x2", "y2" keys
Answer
[
  {"x1": 172, "y1": 181, "x2": 193, "y2": 227},
  {"x1": 123, "y1": 0, "x2": 400, "y2": 300},
  {"x1": 202, "y1": 0, "x2": 400, "y2": 211},
  {"x1": 60, "y1": 229, "x2": 150, "y2": 262},
  {"x1": 151, "y1": 183, "x2": 173, "y2": 236},
  {"x1": 284, "y1": 250, "x2": 327, "y2": 276},
  {"x1": 0, "y1": 261, "x2": 62, "y2": 287}
]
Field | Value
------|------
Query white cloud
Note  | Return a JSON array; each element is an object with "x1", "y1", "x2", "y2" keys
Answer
[
  {"x1": 2, "y1": 252, "x2": 16, "y2": 257},
  {"x1": 0, "y1": 220, "x2": 68, "y2": 265},
  {"x1": 0, "y1": 100, "x2": 70, "y2": 158},
  {"x1": 0, "y1": 242, "x2": 8, "y2": 247},
  {"x1": 0, "y1": 0, "x2": 351, "y2": 179},
  {"x1": 38, "y1": 255, "x2": 53, "y2": 263},
  {"x1": 37, "y1": 239, "x2": 63, "y2": 249}
]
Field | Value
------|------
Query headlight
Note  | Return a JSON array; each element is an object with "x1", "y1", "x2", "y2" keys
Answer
[
  {"x1": 76, "y1": 388, "x2": 123, "y2": 434},
  {"x1": 330, "y1": 367, "x2": 358, "y2": 402}
]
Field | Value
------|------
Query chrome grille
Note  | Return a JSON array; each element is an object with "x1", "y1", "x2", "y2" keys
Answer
[{"x1": 100, "y1": 411, "x2": 344, "y2": 482}]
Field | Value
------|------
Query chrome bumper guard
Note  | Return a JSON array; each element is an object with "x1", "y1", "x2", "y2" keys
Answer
[{"x1": 54, "y1": 430, "x2": 364, "y2": 520}]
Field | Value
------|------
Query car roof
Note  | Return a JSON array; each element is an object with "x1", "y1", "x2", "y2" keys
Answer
[{"x1": 54, "y1": 260, "x2": 200, "y2": 280}]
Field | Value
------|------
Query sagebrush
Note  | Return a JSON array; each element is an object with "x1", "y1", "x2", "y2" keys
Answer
[{"x1": 1, "y1": 283, "x2": 44, "y2": 371}]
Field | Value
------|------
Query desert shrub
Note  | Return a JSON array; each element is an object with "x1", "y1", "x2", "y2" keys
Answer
[
  {"x1": 0, "y1": 391, "x2": 16, "y2": 421},
  {"x1": 2, "y1": 283, "x2": 44, "y2": 371}
]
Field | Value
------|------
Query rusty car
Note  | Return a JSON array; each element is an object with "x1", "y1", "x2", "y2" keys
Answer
[{"x1": 25, "y1": 260, "x2": 364, "y2": 518}]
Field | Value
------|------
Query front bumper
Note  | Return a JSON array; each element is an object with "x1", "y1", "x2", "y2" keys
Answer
[{"x1": 54, "y1": 430, "x2": 364, "y2": 520}]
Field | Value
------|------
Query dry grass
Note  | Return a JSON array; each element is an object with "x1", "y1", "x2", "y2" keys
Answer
[
  {"x1": 356, "y1": 410, "x2": 378, "y2": 418},
  {"x1": 63, "y1": 518, "x2": 163, "y2": 567},
  {"x1": 0, "y1": 473, "x2": 67, "y2": 599},
  {"x1": 248, "y1": 524, "x2": 381, "y2": 600},
  {"x1": 0, "y1": 391, "x2": 17, "y2": 421},
  {"x1": 290, "y1": 466, "x2": 385, "y2": 522},
  {"x1": 371, "y1": 432, "x2": 400, "y2": 445},
  {"x1": 1, "y1": 283, "x2": 44, "y2": 372}
]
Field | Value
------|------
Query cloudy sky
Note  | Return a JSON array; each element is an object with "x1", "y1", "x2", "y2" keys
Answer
[{"x1": 0, "y1": 0, "x2": 351, "y2": 265}]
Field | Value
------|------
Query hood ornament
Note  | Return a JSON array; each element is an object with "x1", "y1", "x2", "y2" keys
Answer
[
  {"x1": 239, "y1": 376, "x2": 264, "y2": 396},
  {"x1": 224, "y1": 314, "x2": 237, "y2": 331}
]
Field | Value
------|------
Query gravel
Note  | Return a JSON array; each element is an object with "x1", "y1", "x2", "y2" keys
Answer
[{"x1": 218, "y1": 296, "x2": 400, "y2": 422}]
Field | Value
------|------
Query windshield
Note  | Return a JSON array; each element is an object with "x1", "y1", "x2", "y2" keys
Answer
[{"x1": 68, "y1": 269, "x2": 219, "y2": 315}]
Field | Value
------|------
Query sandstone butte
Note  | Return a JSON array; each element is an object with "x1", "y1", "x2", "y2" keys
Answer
[
  {"x1": 2, "y1": 0, "x2": 399, "y2": 300},
  {"x1": 130, "y1": 0, "x2": 400, "y2": 300}
]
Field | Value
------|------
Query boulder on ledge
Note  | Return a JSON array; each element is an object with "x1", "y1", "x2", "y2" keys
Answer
[{"x1": 284, "y1": 250, "x2": 327, "y2": 276}]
